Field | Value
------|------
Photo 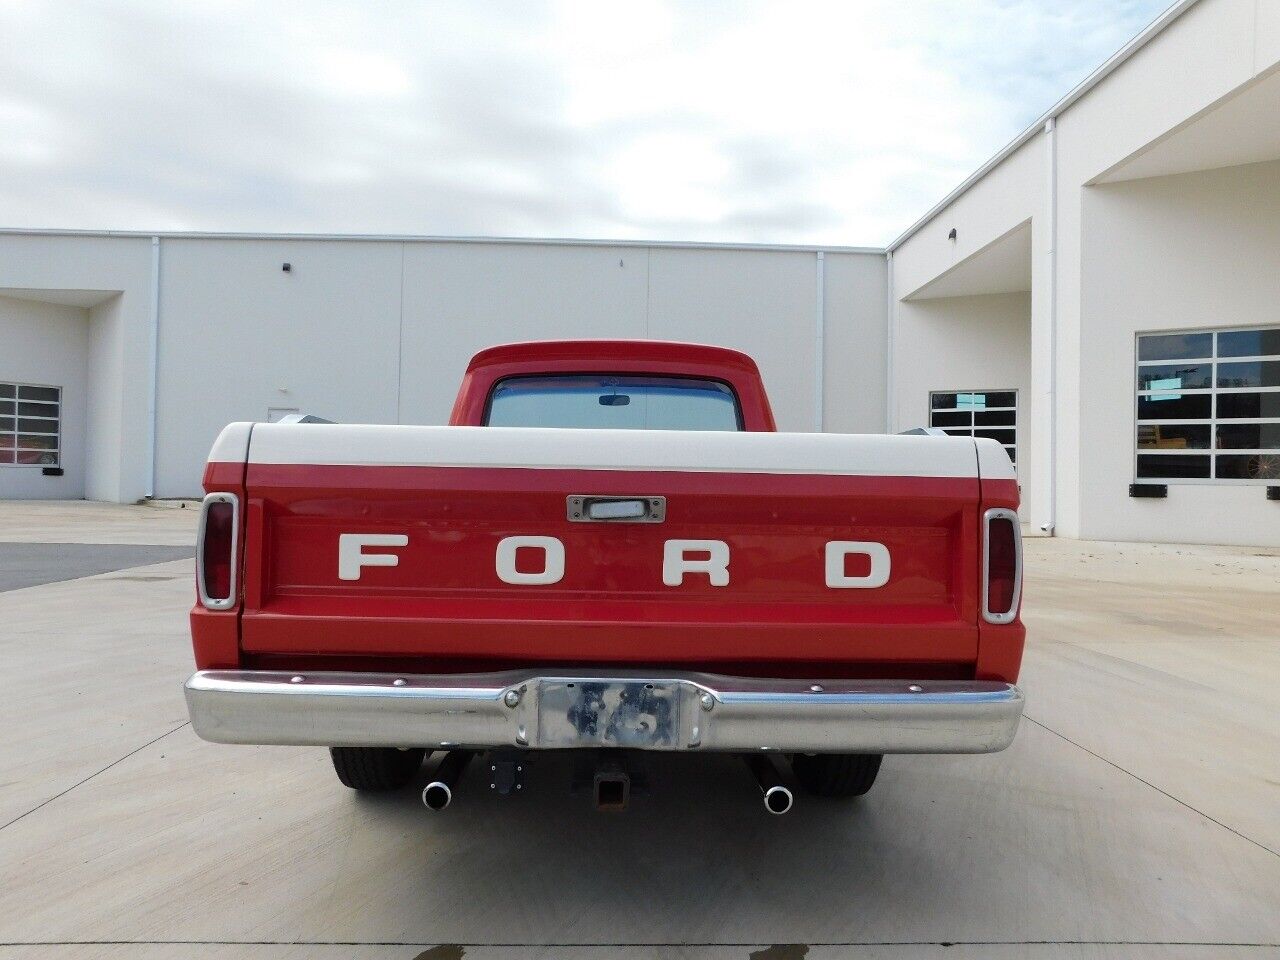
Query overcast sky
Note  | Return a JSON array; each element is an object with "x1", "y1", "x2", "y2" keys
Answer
[{"x1": 1, "y1": 0, "x2": 1171, "y2": 246}]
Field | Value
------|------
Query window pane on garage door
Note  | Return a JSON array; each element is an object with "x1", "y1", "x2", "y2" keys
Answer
[{"x1": 17, "y1": 384, "x2": 58, "y2": 402}]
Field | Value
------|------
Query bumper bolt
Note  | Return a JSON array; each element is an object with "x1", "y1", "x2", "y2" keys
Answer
[
  {"x1": 809, "y1": 684, "x2": 824, "y2": 693},
  {"x1": 908, "y1": 684, "x2": 923, "y2": 693},
  {"x1": 289, "y1": 676, "x2": 304, "y2": 684},
  {"x1": 392, "y1": 678, "x2": 407, "y2": 687},
  {"x1": 699, "y1": 692, "x2": 715, "y2": 711},
  {"x1": 503, "y1": 689, "x2": 521, "y2": 708}
]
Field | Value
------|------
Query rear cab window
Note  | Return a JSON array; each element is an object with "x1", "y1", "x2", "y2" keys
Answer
[{"x1": 484, "y1": 375, "x2": 743, "y2": 431}]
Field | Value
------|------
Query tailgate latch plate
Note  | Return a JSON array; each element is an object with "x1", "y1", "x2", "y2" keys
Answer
[{"x1": 567, "y1": 495, "x2": 666, "y2": 523}]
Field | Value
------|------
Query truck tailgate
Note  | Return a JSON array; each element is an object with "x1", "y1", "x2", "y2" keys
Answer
[{"x1": 237, "y1": 425, "x2": 982, "y2": 670}]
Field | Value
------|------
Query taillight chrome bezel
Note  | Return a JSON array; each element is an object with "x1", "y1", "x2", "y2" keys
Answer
[
  {"x1": 981, "y1": 507, "x2": 1023, "y2": 624},
  {"x1": 196, "y1": 492, "x2": 240, "y2": 611}
]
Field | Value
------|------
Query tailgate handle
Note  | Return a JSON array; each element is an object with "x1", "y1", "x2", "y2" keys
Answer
[{"x1": 567, "y1": 496, "x2": 666, "y2": 523}]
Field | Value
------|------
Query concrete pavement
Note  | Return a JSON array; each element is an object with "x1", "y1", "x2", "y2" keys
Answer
[
  {"x1": 0, "y1": 499, "x2": 199, "y2": 545},
  {"x1": 0, "y1": 502, "x2": 1277, "y2": 959}
]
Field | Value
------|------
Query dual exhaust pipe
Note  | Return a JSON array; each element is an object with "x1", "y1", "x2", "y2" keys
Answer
[
  {"x1": 421, "y1": 750, "x2": 472, "y2": 811},
  {"x1": 421, "y1": 749, "x2": 794, "y2": 815},
  {"x1": 745, "y1": 753, "x2": 794, "y2": 815}
]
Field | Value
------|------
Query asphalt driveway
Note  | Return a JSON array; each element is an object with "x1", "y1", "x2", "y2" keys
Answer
[{"x1": 0, "y1": 542, "x2": 193, "y2": 592}]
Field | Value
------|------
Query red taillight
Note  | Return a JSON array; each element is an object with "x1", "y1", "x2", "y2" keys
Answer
[
  {"x1": 197, "y1": 493, "x2": 239, "y2": 609},
  {"x1": 983, "y1": 510, "x2": 1021, "y2": 623}
]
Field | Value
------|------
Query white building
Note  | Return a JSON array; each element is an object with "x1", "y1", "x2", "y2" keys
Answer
[{"x1": 2, "y1": 0, "x2": 1278, "y2": 547}]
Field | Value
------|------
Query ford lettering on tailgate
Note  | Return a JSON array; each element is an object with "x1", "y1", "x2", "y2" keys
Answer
[{"x1": 338, "y1": 532, "x2": 892, "y2": 589}]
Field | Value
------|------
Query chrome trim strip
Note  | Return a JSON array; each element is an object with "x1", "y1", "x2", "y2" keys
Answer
[
  {"x1": 195, "y1": 492, "x2": 240, "y2": 611},
  {"x1": 981, "y1": 506, "x2": 1023, "y2": 625},
  {"x1": 185, "y1": 669, "x2": 1024, "y2": 755}
]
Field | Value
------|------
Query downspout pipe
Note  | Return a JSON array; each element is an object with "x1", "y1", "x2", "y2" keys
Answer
[
  {"x1": 145, "y1": 236, "x2": 160, "y2": 499},
  {"x1": 885, "y1": 250, "x2": 894, "y2": 433},
  {"x1": 814, "y1": 251, "x2": 825, "y2": 432},
  {"x1": 1042, "y1": 119, "x2": 1058, "y2": 535}
]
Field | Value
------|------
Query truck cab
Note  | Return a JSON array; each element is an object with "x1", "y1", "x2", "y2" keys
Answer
[{"x1": 449, "y1": 340, "x2": 777, "y2": 431}]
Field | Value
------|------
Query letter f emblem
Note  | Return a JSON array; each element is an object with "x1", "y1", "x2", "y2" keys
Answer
[{"x1": 338, "y1": 533, "x2": 409, "y2": 581}]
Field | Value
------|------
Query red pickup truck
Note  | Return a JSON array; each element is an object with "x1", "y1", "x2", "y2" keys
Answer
[{"x1": 186, "y1": 340, "x2": 1024, "y2": 814}]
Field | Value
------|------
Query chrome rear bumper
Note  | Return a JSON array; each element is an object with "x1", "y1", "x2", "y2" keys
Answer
[{"x1": 185, "y1": 669, "x2": 1023, "y2": 754}]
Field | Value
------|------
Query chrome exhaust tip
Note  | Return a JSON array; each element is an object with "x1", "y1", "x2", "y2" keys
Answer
[
  {"x1": 420, "y1": 749, "x2": 472, "y2": 812},
  {"x1": 744, "y1": 753, "x2": 795, "y2": 816},
  {"x1": 763, "y1": 784, "x2": 793, "y2": 815},
  {"x1": 422, "y1": 781, "x2": 452, "y2": 811}
]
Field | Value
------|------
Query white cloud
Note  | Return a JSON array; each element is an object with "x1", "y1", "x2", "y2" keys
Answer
[{"x1": 0, "y1": 0, "x2": 1172, "y2": 244}]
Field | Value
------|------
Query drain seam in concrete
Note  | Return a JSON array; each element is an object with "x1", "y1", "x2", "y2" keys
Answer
[
  {"x1": 1022, "y1": 714, "x2": 1279, "y2": 859},
  {"x1": 0, "y1": 940, "x2": 1277, "y2": 948},
  {"x1": 0, "y1": 721, "x2": 190, "y2": 833}
]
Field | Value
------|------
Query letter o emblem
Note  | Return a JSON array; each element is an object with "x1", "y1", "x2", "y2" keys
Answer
[{"x1": 495, "y1": 536, "x2": 565, "y2": 585}]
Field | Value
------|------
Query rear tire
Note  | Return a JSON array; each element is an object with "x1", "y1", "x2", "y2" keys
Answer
[
  {"x1": 790, "y1": 753, "x2": 882, "y2": 797},
  {"x1": 329, "y1": 747, "x2": 425, "y2": 791}
]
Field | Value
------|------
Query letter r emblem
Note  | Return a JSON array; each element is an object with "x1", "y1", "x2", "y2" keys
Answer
[{"x1": 663, "y1": 539, "x2": 730, "y2": 587}]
